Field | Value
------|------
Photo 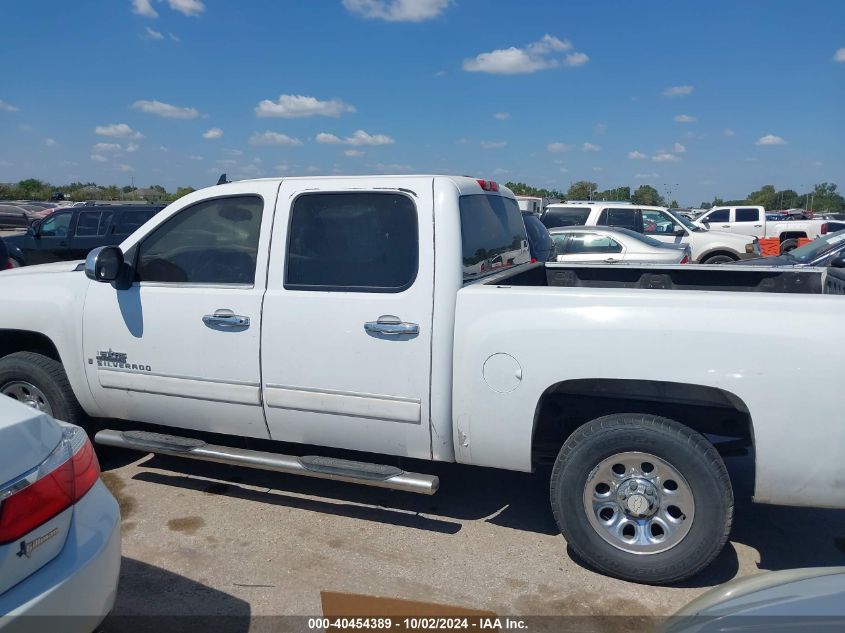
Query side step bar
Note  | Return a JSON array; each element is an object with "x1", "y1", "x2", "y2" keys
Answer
[{"x1": 95, "y1": 429, "x2": 439, "y2": 495}]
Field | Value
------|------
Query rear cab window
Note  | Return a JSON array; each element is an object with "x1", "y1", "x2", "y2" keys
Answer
[{"x1": 460, "y1": 194, "x2": 529, "y2": 282}]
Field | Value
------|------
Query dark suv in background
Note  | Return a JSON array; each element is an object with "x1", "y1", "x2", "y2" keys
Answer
[{"x1": 3, "y1": 204, "x2": 164, "y2": 266}]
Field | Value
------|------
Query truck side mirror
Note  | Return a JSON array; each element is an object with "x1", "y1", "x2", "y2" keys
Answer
[
  {"x1": 85, "y1": 246, "x2": 124, "y2": 282},
  {"x1": 830, "y1": 256, "x2": 845, "y2": 269}
]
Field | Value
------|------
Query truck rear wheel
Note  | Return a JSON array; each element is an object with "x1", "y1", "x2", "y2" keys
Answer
[
  {"x1": 550, "y1": 413, "x2": 733, "y2": 584},
  {"x1": 0, "y1": 351, "x2": 86, "y2": 425},
  {"x1": 779, "y1": 238, "x2": 799, "y2": 255}
]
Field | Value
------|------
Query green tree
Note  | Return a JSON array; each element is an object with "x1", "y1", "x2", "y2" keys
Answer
[
  {"x1": 807, "y1": 182, "x2": 845, "y2": 213},
  {"x1": 631, "y1": 185, "x2": 665, "y2": 206},
  {"x1": 151, "y1": 184, "x2": 167, "y2": 194},
  {"x1": 17, "y1": 179, "x2": 46, "y2": 199},
  {"x1": 748, "y1": 184, "x2": 777, "y2": 211},
  {"x1": 566, "y1": 181, "x2": 599, "y2": 200}
]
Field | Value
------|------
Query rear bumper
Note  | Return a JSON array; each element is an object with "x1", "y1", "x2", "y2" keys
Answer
[{"x1": 0, "y1": 480, "x2": 121, "y2": 632}]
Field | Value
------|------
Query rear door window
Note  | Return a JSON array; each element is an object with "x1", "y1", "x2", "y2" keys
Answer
[
  {"x1": 598, "y1": 207, "x2": 641, "y2": 232},
  {"x1": 285, "y1": 192, "x2": 418, "y2": 292},
  {"x1": 460, "y1": 195, "x2": 529, "y2": 281},
  {"x1": 541, "y1": 207, "x2": 590, "y2": 229},
  {"x1": 735, "y1": 208, "x2": 759, "y2": 222},
  {"x1": 75, "y1": 210, "x2": 113, "y2": 236}
]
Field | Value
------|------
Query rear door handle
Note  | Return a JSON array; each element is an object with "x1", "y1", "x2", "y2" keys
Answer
[
  {"x1": 364, "y1": 316, "x2": 419, "y2": 335},
  {"x1": 203, "y1": 309, "x2": 250, "y2": 328}
]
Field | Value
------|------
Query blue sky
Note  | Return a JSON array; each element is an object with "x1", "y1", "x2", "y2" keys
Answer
[{"x1": 1, "y1": 0, "x2": 843, "y2": 205}]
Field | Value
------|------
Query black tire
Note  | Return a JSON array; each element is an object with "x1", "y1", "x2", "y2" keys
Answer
[
  {"x1": 0, "y1": 351, "x2": 86, "y2": 425},
  {"x1": 700, "y1": 254, "x2": 736, "y2": 265},
  {"x1": 780, "y1": 238, "x2": 799, "y2": 255},
  {"x1": 550, "y1": 414, "x2": 733, "y2": 585}
]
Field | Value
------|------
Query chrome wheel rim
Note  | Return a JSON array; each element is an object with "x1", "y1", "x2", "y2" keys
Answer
[
  {"x1": 583, "y1": 451, "x2": 695, "y2": 554},
  {"x1": 1, "y1": 381, "x2": 53, "y2": 416}
]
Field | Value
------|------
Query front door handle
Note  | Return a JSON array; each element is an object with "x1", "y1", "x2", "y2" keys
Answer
[
  {"x1": 203, "y1": 309, "x2": 250, "y2": 328},
  {"x1": 720, "y1": 225, "x2": 730, "y2": 228},
  {"x1": 364, "y1": 316, "x2": 419, "y2": 336}
]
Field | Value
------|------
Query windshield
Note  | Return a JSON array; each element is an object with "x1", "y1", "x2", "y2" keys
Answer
[
  {"x1": 788, "y1": 230, "x2": 845, "y2": 263},
  {"x1": 667, "y1": 210, "x2": 704, "y2": 232}
]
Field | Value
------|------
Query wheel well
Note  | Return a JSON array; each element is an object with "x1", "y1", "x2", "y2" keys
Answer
[
  {"x1": 698, "y1": 250, "x2": 738, "y2": 262},
  {"x1": 532, "y1": 378, "x2": 754, "y2": 465},
  {"x1": 779, "y1": 232, "x2": 806, "y2": 242},
  {"x1": 0, "y1": 330, "x2": 61, "y2": 363}
]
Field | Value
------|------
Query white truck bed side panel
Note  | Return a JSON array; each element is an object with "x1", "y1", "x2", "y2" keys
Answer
[{"x1": 453, "y1": 284, "x2": 845, "y2": 509}]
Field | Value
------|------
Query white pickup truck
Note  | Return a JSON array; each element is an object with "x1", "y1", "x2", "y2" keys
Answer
[
  {"x1": 1, "y1": 175, "x2": 844, "y2": 585},
  {"x1": 694, "y1": 205, "x2": 843, "y2": 252}
]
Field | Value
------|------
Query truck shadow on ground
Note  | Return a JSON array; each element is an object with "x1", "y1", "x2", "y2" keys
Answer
[
  {"x1": 104, "y1": 445, "x2": 845, "y2": 590},
  {"x1": 101, "y1": 557, "x2": 250, "y2": 632}
]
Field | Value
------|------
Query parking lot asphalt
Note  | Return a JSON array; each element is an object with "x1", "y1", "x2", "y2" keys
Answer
[{"x1": 97, "y1": 444, "x2": 845, "y2": 628}]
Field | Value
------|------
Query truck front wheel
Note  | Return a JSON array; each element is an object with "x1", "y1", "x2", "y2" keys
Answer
[
  {"x1": 0, "y1": 351, "x2": 86, "y2": 424},
  {"x1": 550, "y1": 413, "x2": 733, "y2": 584}
]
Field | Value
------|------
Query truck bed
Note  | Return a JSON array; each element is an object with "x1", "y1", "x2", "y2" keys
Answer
[{"x1": 486, "y1": 262, "x2": 845, "y2": 295}]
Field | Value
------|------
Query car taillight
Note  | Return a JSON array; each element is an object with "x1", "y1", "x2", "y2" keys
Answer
[
  {"x1": 477, "y1": 179, "x2": 499, "y2": 192},
  {"x1": 0, "y1": 427, "x2": 100, "y2": 544},
  {"x1": 821, "y1": 223, "x2": 829, "y2": 235},
  {"x1": 680, "y1": 255, "x2": 690, "y2": 264},
  {"x1": 3, "y1": 259, "x2": 12, "y2": 270},
  {"x1": 530, "y1": 257, "x2": 538, "y2": 264}
]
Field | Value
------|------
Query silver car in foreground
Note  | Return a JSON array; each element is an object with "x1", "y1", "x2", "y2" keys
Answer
[
  {"x1": 549, "y1": 225, "x2": 691, "y2": 264},
  {"x1": 0, "y1": 397, "x2": 120, "y2": 632}
]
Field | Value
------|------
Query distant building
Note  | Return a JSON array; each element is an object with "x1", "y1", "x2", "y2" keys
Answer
[{"x1": 130, "y1": 187, "x2": 164, "y2": 203}]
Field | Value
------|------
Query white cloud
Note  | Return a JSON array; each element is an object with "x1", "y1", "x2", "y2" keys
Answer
[
  {"x1": 249, "y1": 131, "x2": 303, "y2": 146},
  {"x1": 344, "y1": 149, "x2": 365, "y2": 157},
  {"x1": 594, "y1": 122, "x2": 607, "y2": 135},
  {"x1": 372, "y1": 162, "x2": 414, "y2": 173},
  {"x1": 144, "y1": 27, "x2": 164, "y2": 39},
  {"x1": 674, "y1": 114, "x2": 697, "y2": 123},
  {"x1": 662, "y1": 85, "x2": 693, "y2": 97},
  {"x1": 0, "y1": 99, "x2": 20, "y2": 112},
  {"x1": 93, "y1": 142, "x2": 122, "y2": 153},
  {"x1": 216, "y1": 159, "x2": 237, "y2": 166},
  {"x1": 159, "y1": 145, "x2": 169, "y2": 152},
  {"x1": 559, "y1": 167, "x2": 568, "y2": 173},
  {"x1": 168, "y1": 32, "x2": 180, "y2": 42},
  {"x1": 480, "y1": 140, "x2": 507, "y2": 149},
  {"x1": 464, "y1": 34, "x2": 587, "y2": 75},
  {"x1": 755, "y1": 134, "x2": 787, "y2": 146},
  {"x1": 834, "y1": 48, "x2": 845, "y2": 63},
  {"x1": 526, "y1": 34, "x2": 572, "y2": 54},
  {"x1": 342, "y1": 0, "x2": 450, "y2": 22},
  {"x1": 582, "y1": 142, "x2": 601, "y2": 152},
  {"x1": 187, "y1": 155, "x2": 204, "y2": 161},
  {"x1": 45, "y1": 138, "x2": 57, "y2": 147},
  {"x1": 93, "y1": 123, "x2": 142, "y2": 139},
  {"x1": 90, "y1": 154, "x2": 109, "y2": 163},
  {"x1": 628, "y1": 150, "x2": 647, "y2": 160},
  {"x1": 652, "y1": 152, "x2": 680, "y2": 162},
  {"x1": 315, "y1": 129, "x2": 394, "y2": 146},
  {"x1": 167, "y1": 0, "x2": 205, "y2": 16},
  {"x1": 591, "y1": 166, "x2": 603, "y2": 172},
  {"x1": 724, "y1": 128, "x2": 735, "y2": 137},
  {"x1": 547, "y1": 142, "x2": 572, "y2": 153},
  {"x1": 115, "y1": 164, "x2": 135, "y2": 173},
  {"x1": 132, "y1": 99, "x2": 199, "y2": 119},
  {"x1": 563, "y1": 52, "x2": 589, "y2": 67},
  {"x1": 493, "y1": 112, "x2": 511, "y2": 120},
  {"x1": 274, "y1": 163, "x2": 290, "y2": 172},
  {"x1": 255, "y1": 94, "x2": 355, "y2": 119},
  {"x1": 635, "y1": 172, "x2": 659, "y2": 179},
  {"x1": 132, "y1": 0, "x2": 158, "y2": 18},
  {"x1": 126, "y1": 142, "x2": 139, "y2": 152},
  {"x1": 673, "y1": 142, "x2": 686, "y2": 153},
  {"x1": 223, "y1": 148, "x2": 243, "y2": 156},
  {"x1": 203, "y1": 127, "x2": 223, "y2": 139}
]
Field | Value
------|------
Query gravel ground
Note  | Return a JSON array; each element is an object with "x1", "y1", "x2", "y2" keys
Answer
[{"x1": 96, "y1": 444, "x2": 845, "y2": 631}]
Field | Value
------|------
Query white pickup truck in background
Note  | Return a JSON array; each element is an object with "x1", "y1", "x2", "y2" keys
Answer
[
  {"x1": 695, "y1": 205, "x2": 844, "y2": 252},
  {"x1": 1, "y1": 175, "x2": 844, "y2": 585}
]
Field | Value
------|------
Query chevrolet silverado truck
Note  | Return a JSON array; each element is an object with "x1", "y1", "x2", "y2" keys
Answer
[{"x1": 1, "y1": 175, "x2": 844, "y2": 585}]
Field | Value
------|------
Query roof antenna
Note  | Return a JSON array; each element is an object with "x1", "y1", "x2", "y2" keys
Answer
[{"x1": 216, "y1": 173, "x2": 229, "y2": 186}]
